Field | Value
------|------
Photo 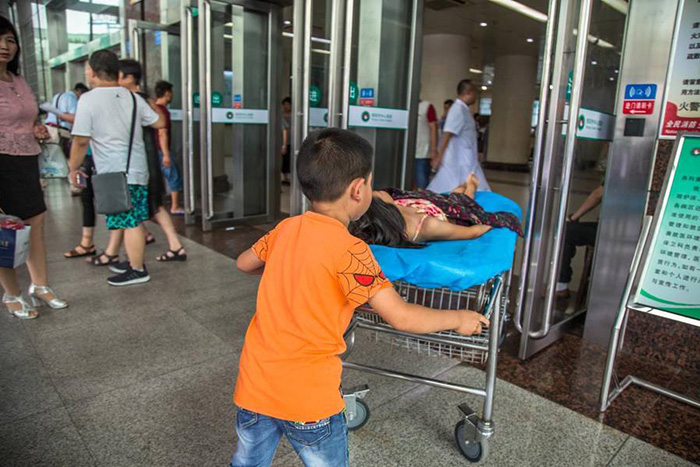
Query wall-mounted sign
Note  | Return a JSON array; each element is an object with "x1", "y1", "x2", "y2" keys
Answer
[
  {"x1": 348, "y1": 106, "x2": 408, "y2": 130},
  {"x1": 211, "y1": 108, "x2": 268, "y2": 124},
  {"x1": 623, "y1": 84, "x2": 657, "y2": 115},
  {"x1": 233, "y1": 94, "x2": 242, "y2": 109},
  {"x1": 212, "y1": 91, "x2": 223, "y2": 108},
  {"x1": 633, "y1": 135, "x2": 700, "y2": 324},
  {"x1": 309, "y1": 107, "x2": 329, "y2": 128},
  {"x1": 659, "y1": 0, "x2": 700, "y2": 138},
  {"x1": 562, "y1": 107, "x2": 615, "y2": 141},
  {"x1": 349, "y1": 81, "x2": 359, "y2": 105},
  {"x1": 359, "y1": 88, "x2": 375, "y2": 107},
  {"x1": 309, "y1": 85, "x2": 322, "y2": 108},
  {"x1": 193, "y1": 92, "x2": 200, "y2": 108}
]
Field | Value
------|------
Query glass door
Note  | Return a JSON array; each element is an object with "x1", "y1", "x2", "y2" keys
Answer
[
  {"x1": 198, "y1": 0, "x2": 280, "y2": 231},
  {"x1": 515, "y1": 0, "x2": 627, "y2": 359},
  {"x1": 289, "y1": 0, "x2": 422, "y2": 214}
]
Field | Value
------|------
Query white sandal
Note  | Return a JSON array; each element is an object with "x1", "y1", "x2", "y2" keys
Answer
[{"x1": 2, "y1": 294, "x2": 39, "y2": 320}]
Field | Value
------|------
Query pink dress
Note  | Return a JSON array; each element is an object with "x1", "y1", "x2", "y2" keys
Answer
[{"x1": 0, "y1": 75, "x2": 41, "y2": 156}]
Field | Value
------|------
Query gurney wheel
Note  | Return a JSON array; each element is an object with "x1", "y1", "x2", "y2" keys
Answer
[
  {"x1": 455, "y1": 420, "x2": 488, "y2": 462},
  {"x1": 347, "y1": 400, "x2": 370, "y2": 431}
]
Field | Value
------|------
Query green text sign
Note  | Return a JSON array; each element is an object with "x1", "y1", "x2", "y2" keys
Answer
[
  {"x1": 309, "y1": 85, "x2": 322, "y2": 108},
  {"x1": 349, "y1": 80, "x2": 358, "y2": 105},
  {"x1": 634, "y1": 135, "x2": 700, "y2": 322}
]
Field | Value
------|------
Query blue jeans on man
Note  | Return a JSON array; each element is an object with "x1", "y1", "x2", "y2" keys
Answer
[
  {"x1": 414, "y1": 158, "x2": 431, "y2": 189},
  {"x1": 231, "y1": 408, "x2": 349, "y2": 467},
  {"x1": 158, "y1": 150, "x2": 183, "y2": 193}
]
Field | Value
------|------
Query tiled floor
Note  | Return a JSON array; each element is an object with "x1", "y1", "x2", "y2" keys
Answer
[{"x1": 0, "y1": 181, "x2": 696, "y2": 466}]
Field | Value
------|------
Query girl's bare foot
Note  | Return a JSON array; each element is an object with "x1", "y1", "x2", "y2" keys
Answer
[{"x1": 466, "y1": 172, "x2": 479, "y2": 199}]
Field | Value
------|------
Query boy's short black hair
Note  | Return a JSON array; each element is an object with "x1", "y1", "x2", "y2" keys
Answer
[
  {"x1": 118, "y1": 59, "x2": 142, "y2": 84},
  {"x1": 282, "y1": 96, "x2": 291, "y2": 105},
  {"x1": 297, "y1": 128, "x2": 373, "y2": 203},
  {"x1": 155, "y1": 80, "x2": 173, "y2": 98},
  {"x1": 444, "y1": 99, "x2": 454, "y2": 106},
  {"x1": 457, "y1": 79, "x2": 476, "y2": 96},
  {"x1": 88, "y1": 50, "x2": 120, "y2": 81},
  {"x1": 74, "y1": 82, "x2": 89, "y2": 94}
]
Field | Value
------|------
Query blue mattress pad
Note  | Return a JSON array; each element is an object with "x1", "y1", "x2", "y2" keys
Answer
[{"x1": 370, "y1": 191, "x2": 522, "y2": 291}]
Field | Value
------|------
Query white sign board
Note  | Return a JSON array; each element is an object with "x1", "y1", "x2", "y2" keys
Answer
[
  {"x1": 561, "y1": 107, "x2": 616, "y2": 141},
  {"x1": 659, "y1": 0, "x2": 700, "y2": 138},
  {"x1": 309, "y1": 108, "x2": 329, "y2": 127},
  {"x1": 348, "y1": 106, "x2": 409, "y2": 130},
  {"x1": 169, "y1": 108, "x2": 267, "y2": 124}
]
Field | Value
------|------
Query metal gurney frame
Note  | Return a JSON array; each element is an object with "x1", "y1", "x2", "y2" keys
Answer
[{"x1": 341, "y1": 271, "x2": 510, "y2": 463}]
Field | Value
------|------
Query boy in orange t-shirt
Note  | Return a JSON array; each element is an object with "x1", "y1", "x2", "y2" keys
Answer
[{"x1": 231, "y1": 128, "x2": 489, "y2": 466}]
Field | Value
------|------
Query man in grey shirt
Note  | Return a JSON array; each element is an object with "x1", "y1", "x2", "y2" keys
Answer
[{"x1": 69, "y1": 50, "x2": 165, "y2": 287}]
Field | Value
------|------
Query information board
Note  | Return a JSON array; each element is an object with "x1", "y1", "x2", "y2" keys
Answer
[
  {"x1": 659, "y1": 0, "x2": 700, "y2": 138},
  {"x1": 633, "y1": 134, "x2": 700, "y2": 325},
  {"x1": 347, "y1": 106, "x2": 408, "y2": 130}
]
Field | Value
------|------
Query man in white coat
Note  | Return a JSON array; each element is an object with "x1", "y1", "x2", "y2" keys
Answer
[{"x1": 428, "y1": 79, "x2": 490, "y2": 193}]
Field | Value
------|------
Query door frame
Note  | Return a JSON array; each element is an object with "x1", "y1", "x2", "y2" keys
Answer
[{"x1": 197, "y1": 0, "x2": 280, "y2": 231}]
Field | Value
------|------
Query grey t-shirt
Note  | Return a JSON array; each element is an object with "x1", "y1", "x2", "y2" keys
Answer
[{"x1": 72, "y1": 87, "x2": 159, "y2": 185}]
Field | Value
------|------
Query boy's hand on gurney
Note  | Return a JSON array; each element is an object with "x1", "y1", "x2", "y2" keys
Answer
[{"x1": 454, "y1": 311, "x2": 489, "y2": 336}]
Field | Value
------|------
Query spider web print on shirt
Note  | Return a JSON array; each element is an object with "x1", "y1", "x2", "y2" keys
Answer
[
  {"x1": 338, "y1": 241, "x2": 388, "y2": 306},
  {"x1": 252, "y1": 232, "x2": 271, "y2": 260}
]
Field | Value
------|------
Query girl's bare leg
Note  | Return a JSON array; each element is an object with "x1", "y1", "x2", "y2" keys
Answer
[{"x1": 465, "y1": 172, "x2": 479, "y2": 199}]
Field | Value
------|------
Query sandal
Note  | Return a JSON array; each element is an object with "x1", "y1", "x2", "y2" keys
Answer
[
  {"x1": 146, "y1": 234, "x2": 156, "y2": 245},
  {"x1": 156, "y1": 247, "x2": 187, "y2": 262},
  {"x1": 88, "y1": 253, "x2": 120, "y2": 266},
  {"x1": 64, "y1": 244, "x2": 96, "y2": 259}
]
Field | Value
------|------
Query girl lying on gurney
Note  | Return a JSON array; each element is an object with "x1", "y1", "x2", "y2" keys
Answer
[{"x1": 350, "y1": 174, "x2": 522, "y2": 247}]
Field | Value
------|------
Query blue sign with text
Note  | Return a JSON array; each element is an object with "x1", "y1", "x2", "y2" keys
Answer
[
  {"x1": 625, "y1": 84, "x2": 657, "y2": 100},
  {"x1": 360, "y1": 88, "x2": 375, "y2": 99}
]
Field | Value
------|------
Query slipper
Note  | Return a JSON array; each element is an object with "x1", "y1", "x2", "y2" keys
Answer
[
  {"x1": 157, "y1": 247, "x2": 187, "y2": 262},
  {"x1": 170, "y1": 209, "x2": 185, "y2": 216},
  {"x1": 146, "y1": 234, "x2": 156, "y2": 245},
  {"x1": 64, "y1": 244, "x2": 96, "y2": 259}
]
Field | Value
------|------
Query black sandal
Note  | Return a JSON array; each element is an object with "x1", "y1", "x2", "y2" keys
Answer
[
  {"x1": 146, "y1": 234, "x2": 156, "y2": 245},
  {"x1": 156, "y1": 247, "x2": 187, "y2": 262},
  {"x1": 64, "y1": 244, "x2": 96, "y2": 259},
  {"x1": 88, "y1": 253, "x2": 119, "y2": 266}
]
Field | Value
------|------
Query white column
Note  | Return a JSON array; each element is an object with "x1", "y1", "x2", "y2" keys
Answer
[
  {"x1": 420, "y1": 34, "x2": 470, "y2": 110},
  {"x1": 487, "y1": 54, "x2": 537, "y2": 165}
]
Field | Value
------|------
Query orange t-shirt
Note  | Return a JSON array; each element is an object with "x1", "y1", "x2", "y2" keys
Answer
[{"x1": 234, "y1": 211, "x2": 392, "y2": 422}]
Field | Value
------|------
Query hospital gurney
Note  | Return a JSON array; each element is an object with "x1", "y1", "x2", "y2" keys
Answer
[{"x1": 341, "y1": 192, "x2": 520, "y2": 463}]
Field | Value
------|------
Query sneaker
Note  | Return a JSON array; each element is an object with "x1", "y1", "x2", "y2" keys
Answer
[
  {"x1": 109, "y1": 261, "x2": 130, "y2": 274},
  {"x1": 107, "y1": 266, "x2": 150, "y2": 287}
]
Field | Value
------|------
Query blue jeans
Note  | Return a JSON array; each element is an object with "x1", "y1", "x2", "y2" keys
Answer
[
  {"x1": 414, "y1": 158, "x2": 431, "y2": 189},
  {"x1": 231, "y1": 408, "x2": 349, "y2": 467},
  {"x1": 158, "y1": 150, "x2": 183, "y2": 192}
]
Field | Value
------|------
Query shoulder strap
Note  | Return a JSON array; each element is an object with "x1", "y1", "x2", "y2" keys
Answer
[
  {"x1": 56, "y1": 92, "x2": 64, "y2": 124},
  {"x1": 126, "y1": 92, "x2": 137, "y2": 173}
]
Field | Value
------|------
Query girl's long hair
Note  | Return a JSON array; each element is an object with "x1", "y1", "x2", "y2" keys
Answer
[
  {"x1": 349, "y1": 197, "x2": 425, "y2": 248},
  {"x1": 0, "y1": 17, "x2": 21, "y2": 76}
]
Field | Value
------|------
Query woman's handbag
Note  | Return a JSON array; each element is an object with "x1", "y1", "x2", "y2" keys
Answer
[{"x1": 92, "y1": 92, "x2": 138, "y2": 215}]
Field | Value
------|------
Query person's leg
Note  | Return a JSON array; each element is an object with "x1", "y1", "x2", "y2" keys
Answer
[
  {"x1": 0, "y1": 268, "x2": 21, "y2": 297},
  {"x1": 557, "y1": 222, "x2": 599, "y2": 292},
  {"x1": 413, "y1": 159, "x2": 430, "y2": 190},
  {"x1": 283, "y1": 411, "x2": 349, "y2": 467},
  {"x1": 124, "y1": 224, "x2": 146, "y2": 271},
  {"x1": 160, "y1": 151, "x2": 184, "y2": 213},
  {"x1": 153, "y1": 207, "x2": 186, "y2": 259},
  {"x1": 231, "y1": 409, "x2": 284, "y2": 467},
  {"x1": 25, "y1": 212, "x2": 48, "y2": 286},
  {"x1": 170, "y1": 190, "x2": 182, "y2": 213}
]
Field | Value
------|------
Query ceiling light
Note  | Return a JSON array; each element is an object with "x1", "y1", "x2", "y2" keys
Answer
[
  {"x1": 526, "y1": 38, "x2": 534, "y2": 43},
  {"x1": 601, "y1": 0, "x2": 628, "y2": 15},
  {"x1": 614, "y1": 69, "x2": 619, "y2": 74},
  {"x1": 224, "y1": 22, "x2": 232, "y2": 27},
  {"x1": 591, "y1": 60, "x2": 598, "y2": 65},
  {"x1": 283, "y1": 20, "x2": 292, "y2": 26},
  {"x1": 469, "y1": 68, "x2": 483, "y2": 74},
  {"x1": 481, "y1": 86, "x2": 488, "y2": 91},
  {"x1": 480, "y1": 22, "x2": 488, "y2": 27},
  {"x1": 609, "y1": 77, "x2": 615, "y2": 81},
  {"x1": 487, "y1": 80, "x2": 492, "y2": 85},
  {"x1": 488, "y1": 0, "x2": 548, "y2": 23}
]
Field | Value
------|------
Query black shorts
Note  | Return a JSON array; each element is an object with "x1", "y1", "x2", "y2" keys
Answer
[{"x1": 0, "y1": 153, "x2": 47, "y2": 220}]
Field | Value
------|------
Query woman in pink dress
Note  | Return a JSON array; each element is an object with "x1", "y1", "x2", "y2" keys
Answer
[{"x1": 0, "y1": 17, "x2": 67, "y2": 319}]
